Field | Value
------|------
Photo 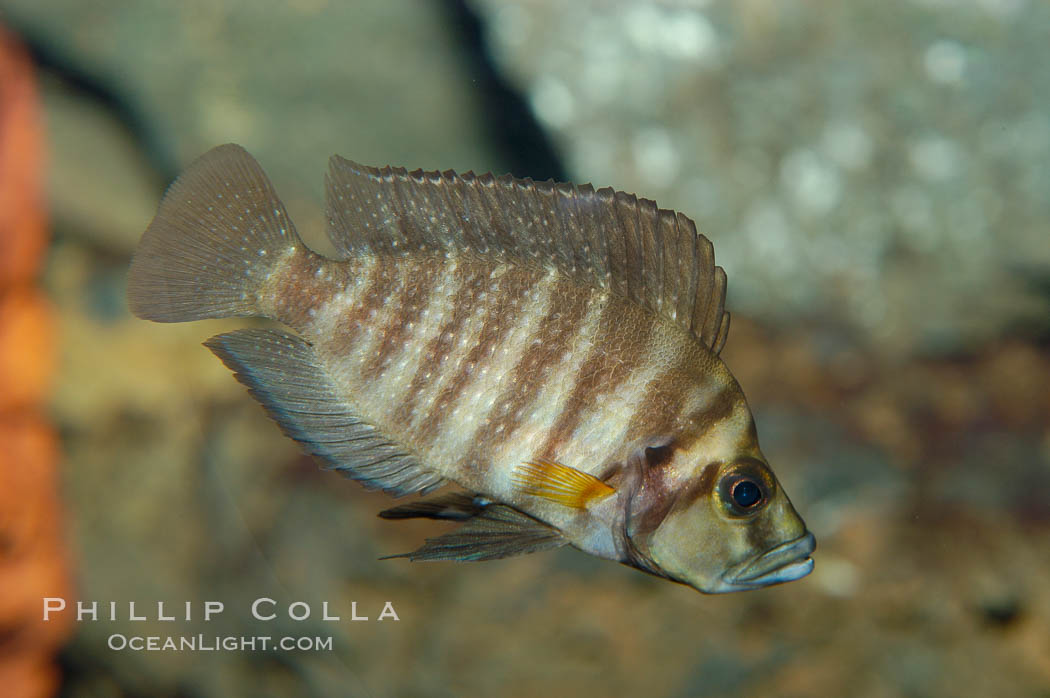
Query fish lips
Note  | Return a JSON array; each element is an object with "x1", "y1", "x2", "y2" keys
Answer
[{"x1": 720, "y1": 532, "x2": 816, "y2": 591}]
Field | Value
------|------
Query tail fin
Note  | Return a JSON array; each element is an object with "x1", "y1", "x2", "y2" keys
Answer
[{"x1": 127, "y1": 144, "x2": 302, "y2": 322}]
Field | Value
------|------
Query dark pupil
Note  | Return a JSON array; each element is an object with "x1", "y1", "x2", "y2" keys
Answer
[{"x1": 732, "y1": 480, "x2": 762, "y2": 508}]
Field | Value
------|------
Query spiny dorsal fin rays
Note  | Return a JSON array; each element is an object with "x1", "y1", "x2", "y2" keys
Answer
[
  {"x1": 700, "y1": 265, "x2": 728, "y2": 350},
  {"x1": 713, "y1": 311, "x2": 731, "y2": 355},
  {"x1": 324, "y1": 156, "x2": 731, "y2": 354},
  {"x1": 512, "y1": 459, "x2": 616, "y2": 510}
]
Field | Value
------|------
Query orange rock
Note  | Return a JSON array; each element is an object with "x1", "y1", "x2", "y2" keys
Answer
[
  {"x1": 0, "y1": 659, "x2": 61, "y2": 698},
  {"x1": 0, "y1": 415, "x2": 70, "y2": 698},
  {"x1": 0, "y1": 26, "x2": 69, "y2": 698},
  {"x1": 0, "y1": 26, "x2": 45, "y2": 289},
  {"x1": 0, "y1": 415, "x2": 60, "y2": 561},
  {"x1": 0, "y1": 289, "x2": 55, "y2": 411}
]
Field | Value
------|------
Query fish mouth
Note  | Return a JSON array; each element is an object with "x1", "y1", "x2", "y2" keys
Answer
[{"x1": 721, "y1": 532, "x2": 816, "y2": 590}]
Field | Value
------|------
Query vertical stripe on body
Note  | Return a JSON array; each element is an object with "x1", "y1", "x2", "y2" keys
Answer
[
  {"x1": 419, "y1": 265, "x2": 560, "y2": 481},
  {"x1": 359, "y1": 257, "x2": 450, "y2": 382},
  {"x1": 531, "y1": 299, "x2": 658, "y2": 464},
  {"x1": 614, "y1": 330, "x2": 758, "y2": 475},
  {"x1": 260, "y1": 247, "x2": 353, "y2": 330},
  {"x1": 622, "y1": 352, "x2": 739, "y2": 456},
  {"x1": 305, "y1": 254, "x2": 383, "y2": 360},
  {"x1": 541, "y1": 328, "x2": 679, "y2": 480},
  {"x1": 389, "y1": 259, "x2": 492, "y2": 428},
  {"x1": 353, "y1": 257, "x2": 474, "y2": 416},
  {"x1": 308, "y1": 256, "x2": 484, "y2": 428},
  {"x1": 465, "y1": 286, "x2": 609, "y2": 491}
]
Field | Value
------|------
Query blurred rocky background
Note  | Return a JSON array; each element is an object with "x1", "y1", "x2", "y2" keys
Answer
[{"x1": 0, "y1": 0, "x2": 1047, "y2": 696}]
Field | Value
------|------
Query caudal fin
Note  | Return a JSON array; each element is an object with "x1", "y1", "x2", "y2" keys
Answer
[{"x1": 127, "y1": 144, "x2": 302, "y2": 322}]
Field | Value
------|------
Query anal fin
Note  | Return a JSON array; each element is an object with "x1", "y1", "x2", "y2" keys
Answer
[
  {"x1": 384, "y1": 505, "x2": 567, "y2": 562},
  {"x1": 204, "y1": 328, "x2": 445, "y2": 497}
]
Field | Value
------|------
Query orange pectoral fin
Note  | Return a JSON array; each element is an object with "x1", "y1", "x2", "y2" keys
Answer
[{"x1": 512, "y1": 459, "x2": 616, "y2": 509}]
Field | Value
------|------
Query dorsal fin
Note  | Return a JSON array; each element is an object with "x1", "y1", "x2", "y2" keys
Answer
[{"x1": 324, "y1": 158, "x2": 731, "y2": 354}]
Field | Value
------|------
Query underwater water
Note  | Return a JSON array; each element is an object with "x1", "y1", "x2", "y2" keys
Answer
[{"x1": 1, "y1": 0, "x2": 1048, "y2": 696}]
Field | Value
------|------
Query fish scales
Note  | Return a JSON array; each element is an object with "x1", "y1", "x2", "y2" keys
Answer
[
  {"x1": 388, "y1": 262, "x2": 492, "y2": 430},
  {"x1": 406, "y1": 263, "x2": 552, "y2": 465},
  {"x1": 461, "y1": 283, "x2": 606, "y2": 483},
  {"x1": 127, "y1": 144, "x2": 815, "y2": 594},
  {"x1": 417, "y1": 266, "x2": 561, "y2": 482},
  {"x1": 263, "y1": 245, "x2": 688, "y2": 499}
]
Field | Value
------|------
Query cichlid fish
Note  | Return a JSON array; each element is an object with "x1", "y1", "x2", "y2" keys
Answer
[{"x1": 127, "y1": 144, "x2": 814, "y2": 593}]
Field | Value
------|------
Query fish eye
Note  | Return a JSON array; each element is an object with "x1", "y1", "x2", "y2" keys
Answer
[
  {"x1": 717, "y1": 459, "x2": 773, "y2": 517},
  {"x1": 732, "y1": 480, "x2": 762, "y2": 509}
]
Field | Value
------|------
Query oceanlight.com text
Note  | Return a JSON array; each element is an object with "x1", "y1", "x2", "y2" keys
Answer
[{"x1": 107, "y1": 633, "x2": 334, "y2": 652}]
